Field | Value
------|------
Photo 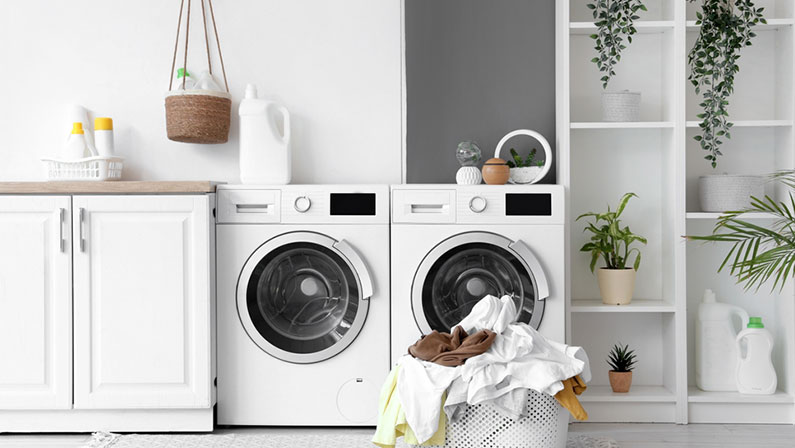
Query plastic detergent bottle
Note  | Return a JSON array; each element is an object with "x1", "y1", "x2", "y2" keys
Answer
[
  {"x1": 696, "y1": 289, "x2": 749, "y2": 391},
  {"x1": 238, "y1": 84, "x2": 291, "y2": 184},
  {"x1": 173, "y1": 68, "x2": 195, "y2": 90},
  {"x1": 63, "y1": 122, "x2": 89, "y2": 160},
  {"x1": 94, "y1": 117, "x2": 114, "y2": 156},
  {"x1": 736, "y1": 317, "x2": 777, "y2": 395}
]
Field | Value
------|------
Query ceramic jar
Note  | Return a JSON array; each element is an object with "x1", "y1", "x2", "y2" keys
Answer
[
  {"x1": 482, "y1": 158, "x2": 510, "y2": 185},
  {"x1": 597, "y1": 268, "x2": 636, "y2": 305}
]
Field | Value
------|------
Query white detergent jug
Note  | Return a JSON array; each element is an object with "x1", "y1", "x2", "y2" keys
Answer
[
  {"x1": 696, "y1": 289, "x2": 749, "y2": 391},
  {"x1": 736, "y1": 317, "x2": 777, "y2": 395},
  {"x1": 239, "y1": 84, "x2": 291, "y2": 184}
]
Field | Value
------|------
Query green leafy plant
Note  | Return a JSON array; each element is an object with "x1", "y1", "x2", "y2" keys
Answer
[
  {"x1": 506, "y1": 148, "x2": 544, "y2": 168},
  {"x1": 688, "y1": 0, "x2": 765, "y2": 168},
  {"x1": 577, "y1": 192, "x2": 647, "y2": 271},
  {"x1": 687, "y1": 171, "x2": 795, "y2": 292},
  {"x1": 607, "y1": 343, "x2": 637, "y2": 372},
  {"x1": 587, "y1": 0, "x2": 647, "y2": 88}
]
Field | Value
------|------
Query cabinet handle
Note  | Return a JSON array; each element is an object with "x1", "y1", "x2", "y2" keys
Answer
[
  {"x1": 58, "y1": 208, "x2": 65, "y2": 252},
  {"x1": 79, "y1": 207, "x2": 86, "y2": 252}
]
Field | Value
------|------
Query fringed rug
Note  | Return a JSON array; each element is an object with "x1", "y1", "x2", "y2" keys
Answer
[{"x1": 85, "y1": 431, "x2": 619, "y2": 448}]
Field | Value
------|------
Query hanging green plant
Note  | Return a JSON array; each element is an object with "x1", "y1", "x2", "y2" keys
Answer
[
  {"x1": 587, "y1": 0, "x2": 647, "y2": 89},
  {"x1": 688, "y1": 0, "x2": 765, "y2": 168}
]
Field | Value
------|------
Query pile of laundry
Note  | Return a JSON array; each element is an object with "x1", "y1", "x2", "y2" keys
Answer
[{"x1": 372, "y1": 295, "x2": 591, "y2": 448}]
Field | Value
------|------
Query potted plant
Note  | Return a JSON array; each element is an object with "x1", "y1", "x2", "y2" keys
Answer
[
  {"x1": 577, "y1": 192, "x2": 647, "y2": 305},
  {"x1": 688, "y1": 171, "x2": 795, "y2": 292},
  {"x1": 587, "y1": 0, "x2": 647, "y2": 121},
  {"x1": 608, "y1": 343, "x2": 637, "y2": 393},
  {"x1": 506, "y1": 148, "x2": 545, "y2": 184}
]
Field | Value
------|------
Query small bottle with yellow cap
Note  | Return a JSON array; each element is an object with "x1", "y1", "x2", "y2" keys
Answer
[
  {"x1": 64, "y1": 122, "x2": 89, "y2": 160},
  {"x1": 94, "y1": 117, "x2": 114, "y2": 157}
]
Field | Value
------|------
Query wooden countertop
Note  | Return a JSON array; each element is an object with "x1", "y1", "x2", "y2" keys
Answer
[{"x1": 0, "y1": 181, "x2": 220, "y2": 194}]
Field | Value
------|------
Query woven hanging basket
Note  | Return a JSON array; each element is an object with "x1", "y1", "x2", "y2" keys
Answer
[{"x1": 164, "y1": 0, "x2": 231, "y2": 144}]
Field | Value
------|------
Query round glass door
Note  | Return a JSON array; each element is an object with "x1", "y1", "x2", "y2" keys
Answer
[
  {"x1": 412, "y1": 232, "x2": 547, "y2": 334},
  {"x1": 238, "y1": 232, "x2": 371, "y2": 364}
]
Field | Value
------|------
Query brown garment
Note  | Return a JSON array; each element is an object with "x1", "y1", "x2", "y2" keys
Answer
[
  {"x1": 408, "y1": 326, "x2": 496, "y2": 367},
  {"x1": 554, "y1": 375, "x2": 588, "y2": 421}
]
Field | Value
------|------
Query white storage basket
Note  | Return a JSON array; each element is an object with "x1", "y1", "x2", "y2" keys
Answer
[
  {"x1": 411, "y1": 389, "x2": 569, "y2": 448},
  {"x1": 601, "y1": 91, "x2": 640, "y2": 122},
  {"x1": 41, "y1": 156, "x2": 124, "y2": 181},
  {"x1": 699, "y1": 174, "x2": 765, "y2": 212}
]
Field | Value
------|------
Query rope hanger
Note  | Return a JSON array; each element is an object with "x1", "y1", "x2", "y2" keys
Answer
[{"x1": 168, "y1": 0, "x2": 229, "y2": 92}]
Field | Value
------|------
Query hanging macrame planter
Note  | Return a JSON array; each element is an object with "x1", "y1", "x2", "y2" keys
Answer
[{"x1": 164, "y1": 0, "x2": 231, "y2": 144}]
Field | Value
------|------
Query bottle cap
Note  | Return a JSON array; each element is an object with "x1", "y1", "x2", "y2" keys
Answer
[
  {"x1": 95, "y1": 117, "x2": 113, "y2": 131},
  {"x1": 71, "y1": 122, "x2": 84, "y2": 134},
  {"x1": 748, "y1": 317, "x2": 765, "y2": 329},
  {"x1": 177, "y1": 68, "x2": 189, "y2": 78},
  {"x1": 703, "y1": 289, "x2": 716, "y2": 303},
  {"x1": 245, "y1": 83, "x2": 258, "y2": 99}
]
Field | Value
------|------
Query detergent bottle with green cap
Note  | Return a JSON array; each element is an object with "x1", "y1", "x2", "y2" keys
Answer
[
  {"x1": 173, "y1": 67, "x2": 195, "y2": 90},
  {"x1": 736, "y1": 317, "x2": 777, "y2": 395}
]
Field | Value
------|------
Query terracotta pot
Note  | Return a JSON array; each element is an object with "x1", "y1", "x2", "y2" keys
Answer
[
  {"x1": 609, "y1": 370, "x2": 633, "y2": 393},
  {"x1": 482, "y1": 158, "x2": 510, "y2": 185},
  {"x1": 597, "y1": 268, "x2": 636, "y2": 305}
]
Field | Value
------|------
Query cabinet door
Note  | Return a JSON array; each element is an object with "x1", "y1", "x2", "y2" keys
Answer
[
  {"x1": 73, "y1": 195, "x2": 211, "y2": 409},
  {"x1": 0, "y1": 196, "x2": 72, "y2": 409}
]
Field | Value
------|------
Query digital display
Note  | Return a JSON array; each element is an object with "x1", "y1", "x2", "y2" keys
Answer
[
  {"x1": 330, "y1": 193, "x2": 377, "y2": 216},
  {"x1": 505, "y1": 193, "x2": 552, "y2": 216}
]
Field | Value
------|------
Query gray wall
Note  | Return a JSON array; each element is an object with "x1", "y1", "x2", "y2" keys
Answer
[{"x1": 405, "y1": 0, "x2": 556, "y2": 184}]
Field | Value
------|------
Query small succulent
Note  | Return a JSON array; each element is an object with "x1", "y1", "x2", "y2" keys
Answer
[
  {"x1": 607, "y1": 343, "x2": 636, "y2": 372},
  {"x1": 506, "y1": 148, "x2": 544, "y2": 168}
]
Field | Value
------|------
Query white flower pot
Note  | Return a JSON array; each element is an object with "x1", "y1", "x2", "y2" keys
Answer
[
  {"x1": 601, "y1": 91, "x2": 640, "y2": 122},
  {"x1": 509, "y1": 166, "x2": 543, "y2": 184},
  {"x1": 597, "y1": 268, "x2": 636, "y2": 305},
  {"x1": 699, "y1": 174, "x2": 765, "y2": 212},
  {"x1": 456, "y1": 166, "x2": 482, "y2": 185}
]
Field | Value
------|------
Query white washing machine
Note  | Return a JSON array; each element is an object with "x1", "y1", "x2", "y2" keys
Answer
[
  {"x1": 216, "y1": 185, "x2": 390, "y2": 426},
  {"x1": 391, "y1": 184, "x2": 565, "y2": 363}
]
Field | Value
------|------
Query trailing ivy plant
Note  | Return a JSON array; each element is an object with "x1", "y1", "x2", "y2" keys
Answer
[
  {"x1": 588, "y1": 0, "x2": 647, "y2": 88},
  {"x1": 688, "y1": 0, "x2": 765, "y2": 168}
]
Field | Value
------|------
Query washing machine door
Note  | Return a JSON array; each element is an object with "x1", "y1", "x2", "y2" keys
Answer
[
  {"x1": 412, "y1": 231, "x2": 549, "y2": 334},
  {"x1": 237, "y1": 231, "x2": 373, "y2": 364}
]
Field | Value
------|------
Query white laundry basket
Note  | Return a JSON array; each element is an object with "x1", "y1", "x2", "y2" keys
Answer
[{"x1": 411, "y1": 389, "x2": 569, "y2": 448}]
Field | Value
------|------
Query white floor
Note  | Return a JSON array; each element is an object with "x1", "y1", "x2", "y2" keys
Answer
[{"x1": 1, "y1": 424, "x2": 794, "y2": 448}]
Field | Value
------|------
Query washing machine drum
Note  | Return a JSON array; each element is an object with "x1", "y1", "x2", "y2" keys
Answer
[
  {"x1": 412, "y1": 232, "x2": 549, "y2": 334},
  {"x1": 237, "y1": 232, "x2": 372, "y2": 364}
]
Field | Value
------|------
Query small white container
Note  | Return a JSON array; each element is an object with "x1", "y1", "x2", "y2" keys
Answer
[
  {"x1": 736, "y1": 317, "x2": 777, "y2": 395},
  {"x1": 63, "y1": 122, "x2": 89, "y2": 160},
  {"x1": 94, "y1": 117, "x2": 115, "y2": 156},
  {"x1": 509, "y1": 166, "x2": 543, "y2": 184},
  {"x1": 699, "y1": 174, "x2": 765, "y2": 212},
  {"x1": 455, "y1": 166, "x2": 482, "y2": 185},
  {"x1": 239, "y1": 84, "x2": 291, "y2": 184},
  {"x1": 601, "y1": 91, "x2": 640, "y2": 122}
]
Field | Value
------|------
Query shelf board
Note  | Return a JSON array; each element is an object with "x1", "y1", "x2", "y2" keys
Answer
[
  {"x1": 686, "y1": 120, "x2": 793, "y2": 128},
  {"x1": 686, "y1": 18, "x2": 794, "y2": 32},
  {"x1": 580, "y1": 385, "x2": 676, "y2": 403},
  {"x1": 571, "y1": 121, "x2": 674, "y2": 129},
  {"x1": 687, "y1": 212, "x2": 778, "y2": 220},
  {"x1": 570, "y1": 20, "x2": 675, "y2": 35},
  {"x1": 571, "y1": 299, "x2": 675, "y2": 313},
  {"x1": 687, "y1": 387, "x2": 794, "y2": 404}
]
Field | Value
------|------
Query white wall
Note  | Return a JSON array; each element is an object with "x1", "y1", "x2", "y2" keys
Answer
[{"x1": 0, "y1": 0, "x2": 403, "y2": 184}]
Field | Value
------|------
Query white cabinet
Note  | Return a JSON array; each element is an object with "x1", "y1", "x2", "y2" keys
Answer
[
  {"x1": 0, "y1": 196, "x2": 72, "y2": 410},
  {"x1": 72, "y1": 195, "x2": 212, "y2": 409}
]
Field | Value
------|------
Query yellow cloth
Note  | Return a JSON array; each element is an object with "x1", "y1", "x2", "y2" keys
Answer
[
  {"x1": 372, "y1": 365, "x2": 447, "y2": 448},
  {"x1": 554, "y1": 375, "x2": 588, "y2": 421}
]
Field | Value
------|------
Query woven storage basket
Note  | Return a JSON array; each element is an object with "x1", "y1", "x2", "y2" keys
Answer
[
  {"x1": 165, "y1": 0, "x2": 231, "y2": 144},
  {"x1": 410, "y1": 389, "x2": 569, "y2": 448},
  {"x1": 699, "y1": 174, "x2": 765, "y2": 212},
  {"x1": 165, "y1": 90, "x2": 231, "y2": 143},
  {"x1": 601, "y1": 91, "x2": 640, "y2": 122}
]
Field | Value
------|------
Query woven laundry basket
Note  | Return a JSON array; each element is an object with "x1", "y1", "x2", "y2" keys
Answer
[
  {"x1": 601, "y1": 91, "x2": 640, "y2": 122},
  {"x1": 165, "y1": 0, "x2": 231, "y2": 144},
  {"x1": 410, "y1": 389, "x2": 569, "y2": 448},
  {"x1": 699, "y1": 174, "x2": 765, "y2": 212}
]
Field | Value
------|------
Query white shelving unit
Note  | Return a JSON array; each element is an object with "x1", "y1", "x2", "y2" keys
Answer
[{"x1": 558, "y1": 0, "x2": 795, "y2": 424}]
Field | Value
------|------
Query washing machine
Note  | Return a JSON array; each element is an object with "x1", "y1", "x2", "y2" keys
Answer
[
  {"x1": 390, "y1": 184, "x2": 565, "y2": 363},
  {"x1": 216, "y1": 185, "x2": 390, "y2": 426}
]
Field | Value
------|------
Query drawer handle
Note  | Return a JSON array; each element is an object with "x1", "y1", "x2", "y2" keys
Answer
[
  {"x1": 410, "y1": 204, "x2": 446, "y2": 214},
  {"x1": 236, "y1": 204, "x2": 272, "y2": 214},
  {"x1": 58, "y1": 208, "x2": 66, "y2": 252},
  {"x1": 79, "y1": 208, "x2": 86, "y2": 252}
]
